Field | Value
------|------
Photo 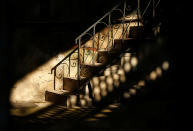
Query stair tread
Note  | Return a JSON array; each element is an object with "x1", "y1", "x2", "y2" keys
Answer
[
  {"x1": 46, "y1": 90, "x2": 70, "y2": 95},
  {"x1": 63, "y1": 76, "x2": 87, "y2": 80},
  {"x1": 114, "y1": 38, "x2": 135, "y2": 41},
  {"x1": 81, "y1": 62, "x2": 103, "y2": 66}
]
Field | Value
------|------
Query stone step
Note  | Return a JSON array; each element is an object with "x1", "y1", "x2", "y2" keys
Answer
[
  {"x1": 45, "y1": 90, "x2": 69, "y2": 105},
  {"x1": 129, "y1": 26, "x2": 144, "y2": 38},
  {"x1": 80, "y1": 63, "x2": 104, "y2": 77},
  {"x1": 112, "y1": 18, "x2": 142, "y2": 25},
  {"x1": 113, "y1": 38, "x2": 137, "y2": 51},
  {"x1": 55, "y1": 75, "x2": 87, "y2": 92}
]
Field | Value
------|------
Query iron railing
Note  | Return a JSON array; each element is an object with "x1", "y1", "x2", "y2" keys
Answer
[{"x1": 50, "y1": 0, "x2": 161, "y2": 90}]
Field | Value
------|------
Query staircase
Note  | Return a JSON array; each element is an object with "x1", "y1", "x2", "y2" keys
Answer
[{"x1": 45, "y1": 0, "x2": 161, "y2": 108}]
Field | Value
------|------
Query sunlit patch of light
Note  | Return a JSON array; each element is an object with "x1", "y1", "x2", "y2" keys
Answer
[
  {"x1": 101, "y1": 90, "x2": 107, "y2": 97},
  {"x1": 85, "y1": 85, "x2": 89, "y2": 95},
  {"x1": 80, "y1": 99, "x2": 86, "y2": 107},
  {"x1": 107, "y1": 85, "x2": 114, "y2": 92},
  {"x1": 94, "y1": 94, "x2": 101, "y2": 101},
  {"x1": 162, "y1": 61, "x2": 169, "y2": 71},
  {"x1": 106, "y1": 76, "x2": 113, "y2": 85},
  {"x1": 138, "y1": 80, "x2": 145, "y2": 87},
  {"x1": 129, "y1": 88, "x2": 136, "y2": 95},
  {"x1": 131, "y1": 56, "x2": 138, "y2": 67},
  {"x1": 123, "y1": 92, "x2": 131, "y2": 99},
  {"x1": 101, "y1": 109, "x2": 112, "y2": 113},
  {"x1": 124, "y1": 63, "x2": 131, "y2": 72},
  {"x1": 92, "y1": 77, "x2": 99, "y2": 86},
  {"x1": 108, "y1": 103, "x2": 120, "y2": 109},
  {"x1": 133, "y1": 84, "x2": 140, "y2": 89},
  {"x1": 94, "y1": 113, "x2": 107, "y2": 118},
  {"x1": 118, "y1": 68, "x2": 125, "y2": 75},
  {"x1": 93, "y1": 86, "x2": 100, "y2": 95},
  {"x1": 104, "y1": 69, "x2": 111, "y2": 76},
  {"x1": 100, "y1": 81, "x2": 107, "y2": 90},
  {"x1": 85, "y1": 118, "x2": 98, "y2": 122},
  {"x1": 70, "y1": 95, "x2": 77, "y2": 107},
  {"x1": 156, "y1": 67, "x2": 162, "y2": 77},
  {"x1": 113, "y1": 74, "x2": 120, "y2": 87},
  {"x1": 99, "y1": 76, "x2": 106, "y2": 81},
  {"x1": 150, "y1": 71, "x2": 157, "y2": 80}
]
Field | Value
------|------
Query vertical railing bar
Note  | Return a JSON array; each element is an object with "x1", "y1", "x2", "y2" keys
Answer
[
  {"x1": 97, "y1": 32, "x2": 100, "y2": 62},
  {"x1": 83, "y1": 43, "x2": 85, "y2": 64},
  {"x1": 137, "y1": 0, "x2": 140, "y2": 28},
  {"x1": 111, "y1": 24, "x2": 114, "y2": 48},
  {"x1": 108, "y1": 14, "x2": 111, "y2": 51},
  {"x1": 54, "y1": 69, "x2": 56, "y2": 90},
  {"x1": 69, "y1": 55, "x2": 70, "y2": 77},
  {"x1": 78, "y1": 38, "x2": 81, "y2": 82},
  {"x1": 136, "y1": 0, "x2": 141, "y2": 40},
  {"x1": 122, "y1": 0, "x2": 126, "y2": 42},
  {"x1": 93, "y1": 26, "x2": 95, "y2": 65},
  {"x1": 98, "y1": 32, "x2": 100, "y2": 51},
  {"x1": 153, "y1": 0, "x2": 155, "y2": 19}
]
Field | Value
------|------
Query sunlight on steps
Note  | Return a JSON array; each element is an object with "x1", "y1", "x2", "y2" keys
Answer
[{"x1": 10, "y1": 12, "x2": 141, "y2": 107}]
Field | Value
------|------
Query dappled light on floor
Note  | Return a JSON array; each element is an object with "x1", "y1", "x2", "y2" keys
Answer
[{"x1": 162, "y1": 61, "x2": 169, "y2": 71}]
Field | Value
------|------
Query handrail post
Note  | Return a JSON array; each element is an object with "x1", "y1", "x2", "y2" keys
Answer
[
  {"x1": 78, "y1": 38, "x2": 81, "y2": 82},
  {"x1": 137, "y1": 0, "x2": 140, "y2": 39},
  {"x1": 137, "y1": 0, "x2": 140, "y2": 28},
  {"x1": 83, "y1": 44, "x2": 85, "y2": 64},
  {"x1": 93, "y1": 26, "x2": 95, "y2": 65},
  {"x1": 98, "y1": 32, "x2": 100, "y2": 51},
  {"x1": 122, "y1": 0, "x2": 126, "y2": 42},
  {"x1": 54, "y1": 69, "x2": 56, "y2": 90},
  {"x1": 111, "y1": 24, "x2": 114, "y2": 48},
  {"x1": 153, "y1": 0, "x2": 155, "y2": 24},
  {"x1": 108, "y1": 13, "x2": 111, "y2": 51},
  {"x1": 69, "y1": 55, "x2": 70, "y2": 77}
]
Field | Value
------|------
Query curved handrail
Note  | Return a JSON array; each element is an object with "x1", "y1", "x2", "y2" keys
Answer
[{"x1": 51, "y1": 47, "x2": 78, "y2": 74}]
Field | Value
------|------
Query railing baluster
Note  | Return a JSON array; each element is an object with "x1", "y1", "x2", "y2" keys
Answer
[
  {"x1": 78, "y1": 38, "x2": 81, "y2": 81},
  {"x1": 93, "y1": 26, "x2": 95, "y2": 65},
  {"x1": 111, "y1": 24, "x2": 114, "y2": 48},
  {"x1": 54, "y1": 69, "x2": 56, "y2": 90},
  {"x1": 123, "y1": 0, "x2": 126, "y2": 39},
  {"x1": 108, "y1": 14, "x2": 111, "y2": 51},
  {"x1": 137, "y1": 0, "x2": 140, "y2": 28},
  {"x1": 153, "y1": 0, "x2": 155, "y2": 18},
  {"x1": 98, "y1": 32, "x2": 100, "y2": 51},
  {"x1": 69, "y1": 55, "x2": 70, "y2": 77},
  {"x1": 83, "y1": 44, "x2": 85, "y2": 64}
]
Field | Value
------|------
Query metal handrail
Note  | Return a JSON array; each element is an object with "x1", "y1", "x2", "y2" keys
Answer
[
  {"x1": 50, "y1": 0, "x2": 160, "y2": 91},
  {"x1": 142, "y1": 0, "x2": 161, "y2": 18},
  {"x1": 142, "y1": 0, "x2": 152, "y2": 18},
  {"x1": 51, "y1": 47, "x2": 78, "y2": 74},
  {"x1": 75, "y1": 3, "x2": 121, "y2": 43}
]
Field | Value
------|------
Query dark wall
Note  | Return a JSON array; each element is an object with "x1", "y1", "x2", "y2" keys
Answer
[{"x1": 11, "y1": 0, "x2": 120, "y2": 81}]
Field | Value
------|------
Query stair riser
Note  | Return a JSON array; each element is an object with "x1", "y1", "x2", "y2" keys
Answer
[
  {"x1": 80, "y1": 64, "x2": 103, "y2": 78},
  {"x1": 129, "y1": 26, "x2": 144, "y2": 39},
  {"x1": 45, "y1": 91, "x2": 67, "y2": 105}
]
